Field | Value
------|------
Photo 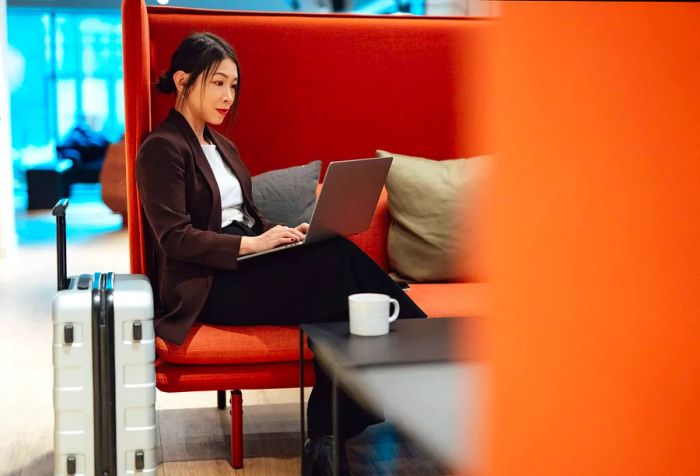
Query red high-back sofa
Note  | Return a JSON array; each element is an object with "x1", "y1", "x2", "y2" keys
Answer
[{"x1": 122, "y1": 0, "x2": 492, "y2": 467}]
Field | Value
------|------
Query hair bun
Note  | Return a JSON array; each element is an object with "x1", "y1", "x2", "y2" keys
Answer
[{"x1": 156, "y1": 71, "x2": 176, "y2": 94}]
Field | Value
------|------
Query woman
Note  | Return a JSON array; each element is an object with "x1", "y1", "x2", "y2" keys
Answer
[{"x1": 136, "y1": 32, "x2": 425, "y2": 475}]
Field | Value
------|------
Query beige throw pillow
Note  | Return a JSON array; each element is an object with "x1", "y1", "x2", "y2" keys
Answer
[{"x1": 377, "y1": 150, "x2": 490, "y2": 282}]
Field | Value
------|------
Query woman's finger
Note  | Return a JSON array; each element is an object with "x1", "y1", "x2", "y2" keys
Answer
[
  {"x1": 285, "y1": 226, "x2": 304, "y2": 240},
  {"x1": 275, "y1": 236, "x2": 297, "y2": 247},
  {"x1": 275, "y1": 231, "x2": 300, "y2": 243},
  {"x1": 277, "y1": 226, "x2": 304, "y2": 240}
]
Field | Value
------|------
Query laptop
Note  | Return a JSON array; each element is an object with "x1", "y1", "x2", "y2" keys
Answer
[{"x1": 237, "y1": 156, "x2": 393, "y2": 261}]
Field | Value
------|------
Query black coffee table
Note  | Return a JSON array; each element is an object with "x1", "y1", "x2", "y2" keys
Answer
[{"x1": 299, "y1": 317, "x2": 483, "y2": 475}]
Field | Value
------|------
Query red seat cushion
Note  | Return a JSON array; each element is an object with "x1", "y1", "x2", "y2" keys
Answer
[
  {"x1": 156, "y1": 324, "x2": 314, "y2": 365},
  {"x1": 155, "y1": 283, "x2": 488, "y2": 365}
]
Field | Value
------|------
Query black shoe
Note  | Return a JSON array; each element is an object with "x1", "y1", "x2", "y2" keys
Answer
[{"x1": 301, "y1": 436, "x2": 349, "y2": 476}]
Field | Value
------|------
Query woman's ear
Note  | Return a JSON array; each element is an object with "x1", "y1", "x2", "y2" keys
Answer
[{"x1": 172, "y1": 70, "x2": 189, "y2": 92}]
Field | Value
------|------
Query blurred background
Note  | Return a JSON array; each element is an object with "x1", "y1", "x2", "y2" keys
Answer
[
  {"x1": 2, "y1": 0, "x2": 490, "y2": 250},
  {"x1": 3, "y1": 1, "x2": 697, "y2": 475}
]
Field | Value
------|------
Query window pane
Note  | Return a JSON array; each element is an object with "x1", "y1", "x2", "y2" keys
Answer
[
  {"x1": 79, "y1": 16, "x2": 122, "y2": 77},
  {"x1": 55, "y1": 15, "x2": 79, "y2": 75},
  {"x1": 57, "y1": 79, "x2": 76, "y2": 139},
  {"x1": 82, "y1": 78, "x2": 108, "y2": 132},
  {"x1": 7, "y1": 10, "x2": 52, "y2": 149}
]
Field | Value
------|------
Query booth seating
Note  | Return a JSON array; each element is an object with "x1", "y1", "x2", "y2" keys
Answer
[{"x1": 122, "y1": 0, "x2": 493, "y2": 467}]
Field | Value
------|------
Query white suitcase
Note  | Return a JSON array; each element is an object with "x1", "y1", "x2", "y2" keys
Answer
[{"x1": 52, "y1": 199, "x2": 157, "y2": 475}]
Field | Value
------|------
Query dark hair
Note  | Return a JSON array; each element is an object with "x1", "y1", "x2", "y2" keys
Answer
[{"x1": 157, "y1": 32, "x2": 241, "y2": 125}]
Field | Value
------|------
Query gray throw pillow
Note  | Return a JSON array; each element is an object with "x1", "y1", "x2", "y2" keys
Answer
[{"x1": 252, "y1": 160, "x2": 321, "y2": 226}]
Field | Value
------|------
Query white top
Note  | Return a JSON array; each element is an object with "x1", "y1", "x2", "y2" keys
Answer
[{"x1": 201, "y1": 143, "x2": 254, "y2": 228}]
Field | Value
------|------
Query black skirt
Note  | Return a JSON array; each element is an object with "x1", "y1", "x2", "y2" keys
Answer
[{"x1": 199, "y1": 222, "x2": 425, "y2": 326}]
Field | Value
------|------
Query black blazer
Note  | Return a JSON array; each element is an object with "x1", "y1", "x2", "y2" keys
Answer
[{"x1": 136, "y1": 109, "x2": 275, "y2": 344}]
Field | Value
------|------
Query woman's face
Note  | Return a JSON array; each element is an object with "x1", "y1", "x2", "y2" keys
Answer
[{"x1": 183, "y1": 58, "x2": 238, "y2": 126}]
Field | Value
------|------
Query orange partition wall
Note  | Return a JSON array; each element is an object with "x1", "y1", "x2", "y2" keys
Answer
[{"x1": 482, "y1": 2, "x2": 700, "y2": 475}]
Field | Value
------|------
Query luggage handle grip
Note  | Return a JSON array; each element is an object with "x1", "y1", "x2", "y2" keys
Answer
[{"x1": 52, "y1": 199, "x2": 70, "y2": 291}]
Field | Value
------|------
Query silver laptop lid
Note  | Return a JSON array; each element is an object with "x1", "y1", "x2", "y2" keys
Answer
[{"x1": 305, "y1": 156, "x2": 393, "y2": 244}]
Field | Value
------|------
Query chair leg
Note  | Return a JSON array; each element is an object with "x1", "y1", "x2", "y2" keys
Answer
[
  {"x1": 217, "y1": 390, "x2": 226, "y2": 409},
  {"x1": 230, "y1": 389, "x2": 244, "y2": 469}
]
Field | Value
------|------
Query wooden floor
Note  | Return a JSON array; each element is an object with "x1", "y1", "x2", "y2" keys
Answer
[{"x1": 0, "y1": 195, "x2": 450, "y2": 475}]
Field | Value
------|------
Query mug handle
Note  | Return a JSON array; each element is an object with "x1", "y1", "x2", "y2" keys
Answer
[{"x1": 388, "y1": 299, "x2": 400, "y2": 323}]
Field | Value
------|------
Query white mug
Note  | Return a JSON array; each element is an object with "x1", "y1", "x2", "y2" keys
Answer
[{"x1": 348, "y1": 293, "x2": 400, "y2": 336}]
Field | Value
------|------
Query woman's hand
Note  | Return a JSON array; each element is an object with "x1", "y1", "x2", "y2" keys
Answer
[
  {"x1": 295, "y1": 222, "x2": 309, "y2": 235},
  {"x1": 239, "y1": 225, "x2": 306, "y2": 255}
]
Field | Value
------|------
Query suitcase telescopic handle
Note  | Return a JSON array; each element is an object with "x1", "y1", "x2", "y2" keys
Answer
[{"x1": 52, "y1": 199, "x2": 69, "y2": 291}]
